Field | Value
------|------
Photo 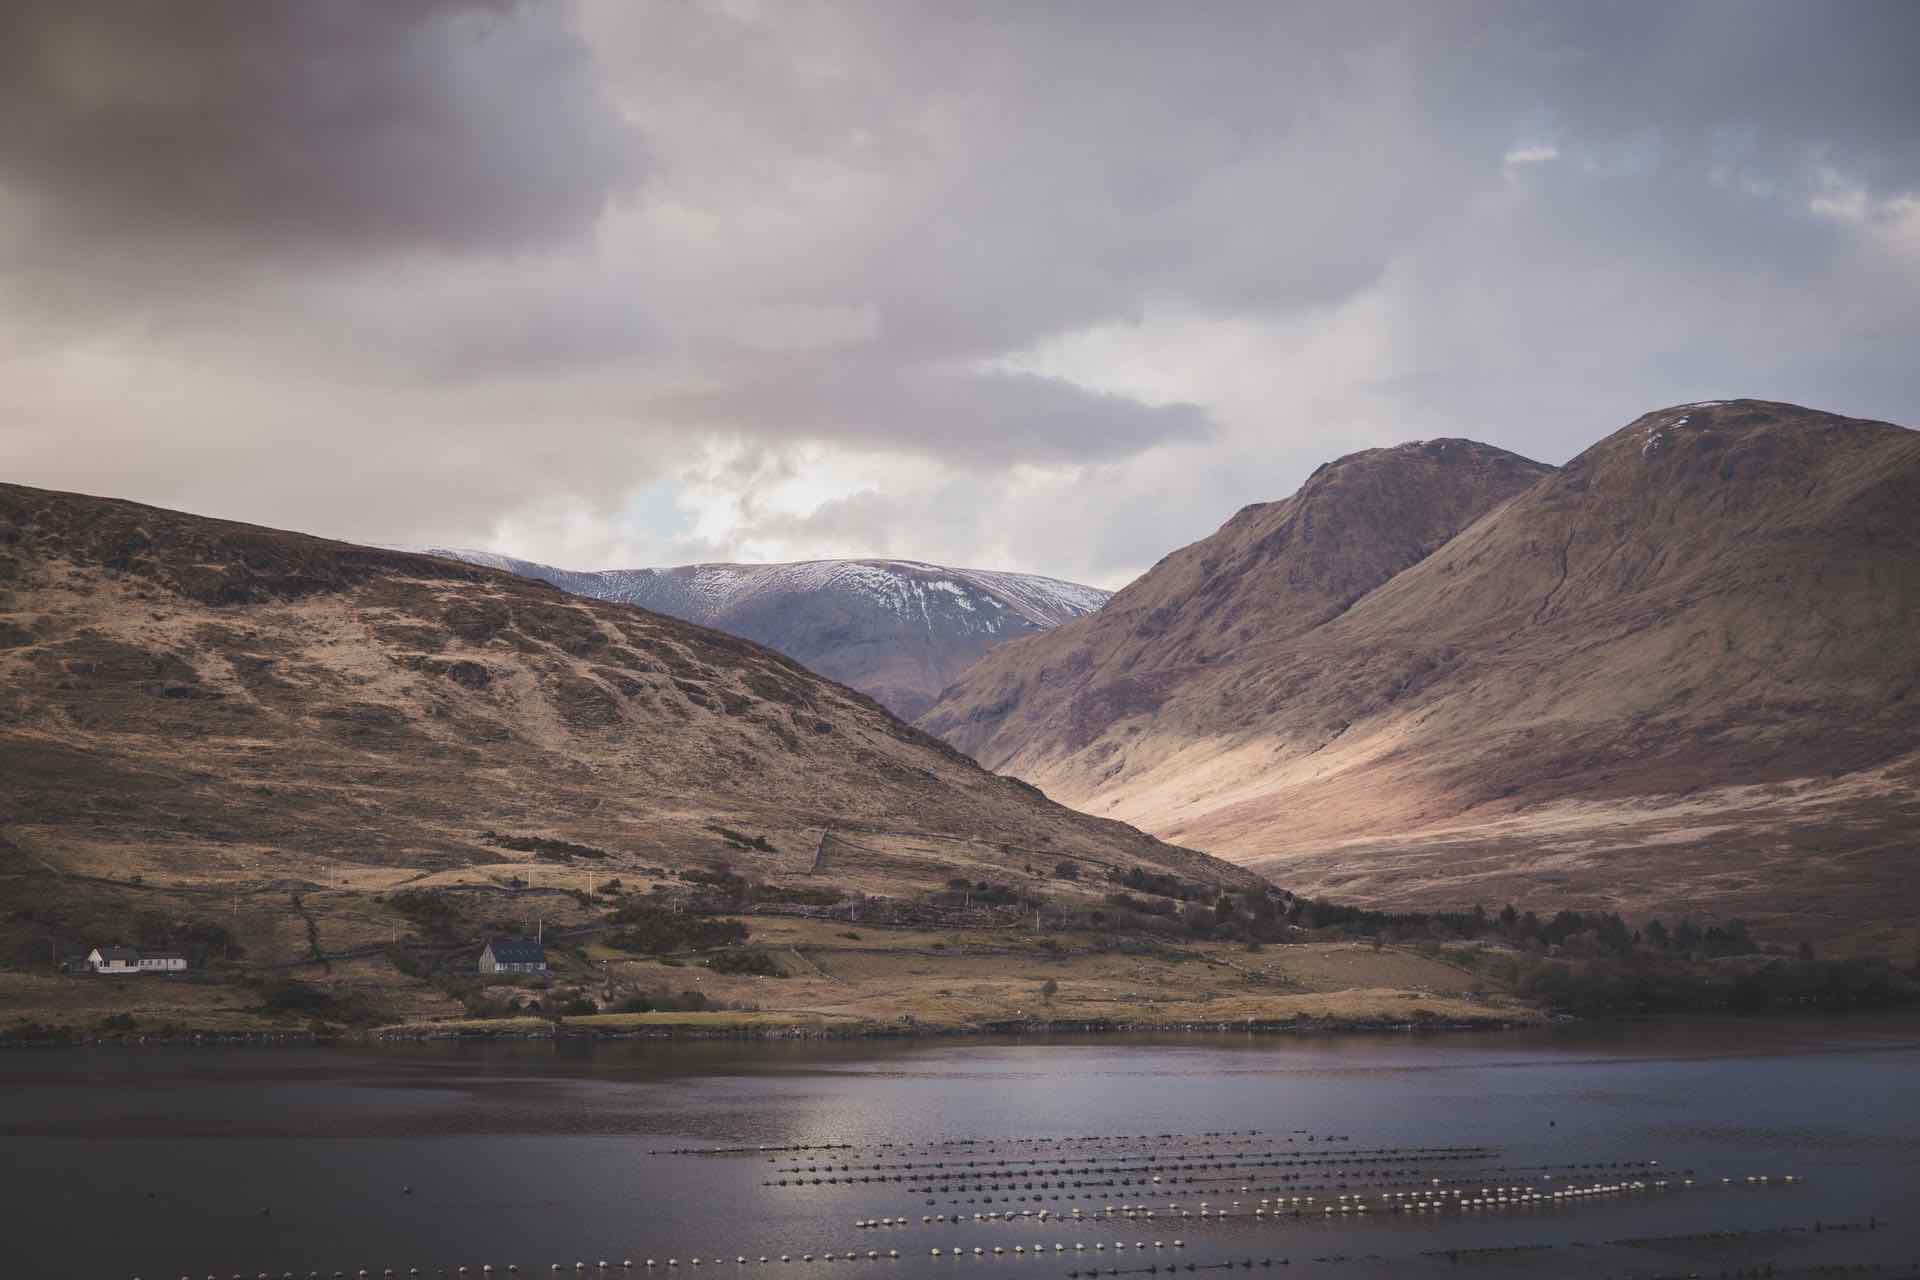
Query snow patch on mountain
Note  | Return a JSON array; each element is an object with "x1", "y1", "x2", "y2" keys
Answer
[{"x1": 397, "y1": 548, "x2": 1109, "y2": 634}]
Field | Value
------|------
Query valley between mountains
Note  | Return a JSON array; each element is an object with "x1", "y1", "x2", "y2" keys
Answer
[
  {"x1": 2, "y1": 398, "x2": 1913, "y2": 1040},
  {"x1": 923, "y1": 401, "x2": 1920, "y2": 956},
  {"x1": 0, "y1": 480, "x2": 1507, "y2": 1038}
]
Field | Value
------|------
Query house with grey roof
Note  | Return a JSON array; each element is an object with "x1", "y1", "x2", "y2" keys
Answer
[{"x1": 479, "y1": 937, "x2": 547, "y2": 974}]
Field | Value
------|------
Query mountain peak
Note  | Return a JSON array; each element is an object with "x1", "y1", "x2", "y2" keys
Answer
[
  {"x1": 405, "y1": 550, "x2": 1110, "y2": 720},
  {"x1": 922, "y1": 435, "x2": 1553, "y2": 761},
  {"x1": 918, "y1": 400, "x2": 1920, "y2": 942}
]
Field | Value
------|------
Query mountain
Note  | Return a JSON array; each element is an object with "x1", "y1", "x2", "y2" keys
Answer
[
  {"x1": 0, "y1": 481, "x2": 1258, "y2": 910},
  {"x1": 921, "y1": 402, "x2": 1920, "y2": 947},
  {"x1": 405, "y1": 551, "x2": 1109, "y2": 721},
  {"x1": 924, "y1": 437, "x2": 1555, "y2": 782}
]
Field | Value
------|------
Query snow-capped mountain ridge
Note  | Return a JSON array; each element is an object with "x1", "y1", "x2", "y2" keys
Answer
[
  {"x1": 406, "y1": 552, "x2": 1106, "y2": 630},
  {"x1": 396, "y1": 548, "x2": 1109, "y2": 719}
]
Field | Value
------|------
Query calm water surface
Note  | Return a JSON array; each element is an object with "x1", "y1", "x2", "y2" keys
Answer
[{"x1": 3, "y1": 1017, "x2": 1918, "y2": 1279}]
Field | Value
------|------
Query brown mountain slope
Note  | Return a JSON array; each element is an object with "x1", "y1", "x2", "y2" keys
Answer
[
  {"x1": 0, "y1": 481, "x2": 1262, "y2": 907},
  {"x1": 406, "y1": 550, "x2": 1110, "y2": 721},
  {"x1": 923, "y1": 437, "x2": 1554, "y2": 782},
  {"x1": 921, "y1": 402, "x2": 1920, "y2": 947}
]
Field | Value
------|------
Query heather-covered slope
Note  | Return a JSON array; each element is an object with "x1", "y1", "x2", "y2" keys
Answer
[
  {"x1": 0, "y1": 482, "x2": 1254, "y2": 900},
  {"x1": 922, "y1": 403, "x2": 1920, "y2": 947},
  {"x1": 411, "y1": 551, "x2": 1109, "y2": 721},
  {"x1": 922, "y1": 437, "x2": 1554, "y2": 783}
]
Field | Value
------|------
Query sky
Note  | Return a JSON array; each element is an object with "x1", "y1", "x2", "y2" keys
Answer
[{"x1": 1, "y1": 1, "x2": 1916, "y2": 589}]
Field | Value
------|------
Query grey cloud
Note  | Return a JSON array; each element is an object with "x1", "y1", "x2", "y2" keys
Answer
[
  {"x1": 653, "y1": 360, "x2": 1212, "y2": 467},
  {"x1": 0, "y1": 0, "x2": 638, "y2": 256},
  {"x1": 1, "y1": 1, "x2": 1918, "y2": 582}
]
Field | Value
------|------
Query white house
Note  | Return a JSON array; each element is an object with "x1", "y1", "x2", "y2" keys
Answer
[
  {"x1": 87, "y1": 946, "x2": 141, "y2": 975},
  {"x1": 86, "y1": 947, "x2": 187, "y2": 975}
]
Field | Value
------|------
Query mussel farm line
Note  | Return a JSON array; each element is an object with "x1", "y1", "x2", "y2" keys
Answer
[{"x1": 131, "y1": 1129, "x2": 1920, "y2": 1279}]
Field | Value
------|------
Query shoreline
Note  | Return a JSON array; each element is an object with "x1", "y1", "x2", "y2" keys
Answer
[
  {"x1": 0, "y1": 1010, "x2": 1543, "y2": 1049},
  {"x1": 11, "y1": 1004, "x2": 1917, "y2": 1050}
]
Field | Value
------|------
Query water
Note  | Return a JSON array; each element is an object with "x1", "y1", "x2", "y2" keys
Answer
[{"x1": 3, "y1": 1017, "x2": 1918, "y2": 1279}]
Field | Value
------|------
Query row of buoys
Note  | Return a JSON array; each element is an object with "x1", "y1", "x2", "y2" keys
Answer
[
  {"x1": 889, "y1": 1158, "x2": 1695, "y2": 1200},
  {"x1": 653, "y1": 1145, "x2": 855, "y2": 1156},
  {"x1": 924, "y1": 1241, "x2": 1187, "y2": 1257},
  {"x1": 747, "y1": 1132, "x2": 1426, "y2": 1165},
  {"x1": 886, "y1": 1156, "x2": 1505, "y2": 1189},
  {"x1": 887, "y1": 1159, "x2": 1497, "y2": 1189},
  {"x1": 889, "y1": 1177, "x2": 1604, "y2": 1207},
  {"x1": 769, "y1": 1158, "x2": 1506, "y2": 1193},
  {"x1": 773, "y1": 1142, "x2": 1475, "y2": 1174},
  {"x1": 1064, "y1": 1263, "x2": 1290, "y2": 1277},
  {"x1": 892, "y1": 1166, "x2": 1796, "y2": 1214}
]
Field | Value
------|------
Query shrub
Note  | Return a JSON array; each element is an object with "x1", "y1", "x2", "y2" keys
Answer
[
  {"x1": 603, "y1": 904, "x2": 750, "y2": 954},
  {"x1": 750, "y1": 883, "x2": 846, "y2": 907},
  {"x1": 389, "y1": 890, "x2": 462, "y2": 939},
  {"x1": 253, "y1": 977, "x2": 387, "y2": 1026},
  {"x1": 709, "y1": 827, "x2": 776, "y2": 853},
  {"x1": 184, "y1": 919, "x2": 242, "y2": 962},
  {"x1": 256, "y1": 977, "x2": 336, "y2": 1015},
  {"x1": 705, "y1": 947, "x2": 783, "y2": 977},
  {"x1": 482, "y1": 830, "x2": 608, "y2": 860},
  {"x1": 1119, "y1": 867, "x2": 1208, "y2": 902},
  {"x1": 617, "y1": 989, "x2": 710, "y2": 1014},
  {"x1": 384, "y1": 945, "x2": 429, "y2": 978}
]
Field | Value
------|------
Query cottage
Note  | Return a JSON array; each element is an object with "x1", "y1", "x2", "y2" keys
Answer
[
  {"x1": 86, "y1": 946, "x2": 141, "y2": 975},
  {"x1": 479, "y1": 937, "x2": 547, "y2": 974},
  {"x1": 85, "y1": 946, "x2": 187, "y2": 975}
]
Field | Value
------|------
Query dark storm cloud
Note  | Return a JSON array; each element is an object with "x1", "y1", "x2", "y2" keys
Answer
[
  {"x1": 1531, "y1": 1, "x2": 1920, "y2": 177},
  {"x1": 0, "y1": 0, "x2": 638, "y2": 254}
]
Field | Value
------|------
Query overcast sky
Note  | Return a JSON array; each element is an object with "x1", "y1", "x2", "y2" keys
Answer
[{"x1": 2, "y1": 1, "x2": 1916, "y2": 587}]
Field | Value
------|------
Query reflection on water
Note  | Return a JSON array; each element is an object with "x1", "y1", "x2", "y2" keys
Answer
[{"x1": 2, "y1": 1017, "x2": 1917, "y2": 1278}]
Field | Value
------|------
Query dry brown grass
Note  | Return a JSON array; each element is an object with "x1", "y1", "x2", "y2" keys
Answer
[
  {"x1": 921, "y1": 403, "x2": 1920, "y2": 948},
  {"x1": 546, "y1": 928, "x2": 1527, "y2": 1034},
  {"x1": 0, "y1": 972, "x2": 283, "y2": 1034}
]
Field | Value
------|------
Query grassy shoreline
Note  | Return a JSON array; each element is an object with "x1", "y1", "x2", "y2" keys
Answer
[{"x1": 1, "y1": 1006, "x2": 1541, "y2": 1048}]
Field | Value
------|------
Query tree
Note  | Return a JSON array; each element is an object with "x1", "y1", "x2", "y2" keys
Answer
[
  {"x1": 1594, "y1": 913, "x2": 1633, "y2": 955},
  {"x1": 1039, "y1": 978, "x2": 1058, "y2": 1001},
  {"x1": 1644, "y1": 918, "x2": 1671, "y2": 950}
]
